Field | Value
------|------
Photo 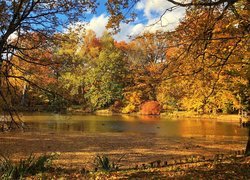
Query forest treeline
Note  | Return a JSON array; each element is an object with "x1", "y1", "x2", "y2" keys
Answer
[{"x1": 1, "y1": 1, "x2": 249, "y2": 115}]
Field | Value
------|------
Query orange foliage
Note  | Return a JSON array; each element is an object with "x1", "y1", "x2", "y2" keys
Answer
[
  {"x1": 140, "y1": 101, "x2": 161, "y2": 115},
  {"x1": 166, "y1": 47, "x2": 178, "y2": 60},
  {"x1": 114, "y1": 40, "x2": 128, "y2": 51}
]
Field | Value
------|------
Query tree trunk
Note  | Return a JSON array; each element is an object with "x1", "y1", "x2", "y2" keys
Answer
[
  {"x1": 21, "y1": 83, "x2": 28, "y2": 106},
  {"x1": 245, "y1": 127, "x2": 250, "y2": 156}
]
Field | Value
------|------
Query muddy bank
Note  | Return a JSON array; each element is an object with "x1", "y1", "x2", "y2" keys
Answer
[{"x1": 0, "y1": 131, "x2": 247, "y2": 170}]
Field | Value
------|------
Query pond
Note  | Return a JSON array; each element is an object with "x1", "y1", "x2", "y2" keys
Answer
[{"x1": 21, "y1": 113, "x2": 248, "y2": 137}]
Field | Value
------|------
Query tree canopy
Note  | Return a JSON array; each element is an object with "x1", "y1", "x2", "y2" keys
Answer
[{"x1": 0, "y1": 0, "x2": 249, "y2": 130}]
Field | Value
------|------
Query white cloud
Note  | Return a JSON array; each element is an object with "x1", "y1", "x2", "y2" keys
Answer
[
  {"x1": 67, "y1": 1, "x2": 186, "y2": 42},
  {"x1": 80, "y1": 1, "x2": 185, "y2": 41},
  {"x1": 136, "y1": 0, "x2": 173, "y2": 19},
  {"x1": 68, "y1": 14, "x2": 145, "y2": 42},
  {"x1": 113, "y1": 23, "x2": 145, "y2": 41},
  {"x1": 86, "y1": 14, "x2": 109, "y2": 37},
  {"x1": 143, "y1": 8, "x2": 185, "y2": 32},
  {"x1": 86, "y1": 14, "x2": 143, "y2": 42},
  {"x1": 130, "y1": 23, "x2": 145, "y2": 36},
  {"x1": 135, "y1": 0, "x2": 185, "y2": 31},
  {"x1": 112, "y1": 23, "x2": 132, "y2": 41},
  {"x1": 135, "y1": 1, "x2": 145, "y2": 10},
  {"x1": 148, "y1": 1, "x2": 168, "y2": 18},
  {"x1": 7, "y1": 32, "x2": 18, "y2": 43}
]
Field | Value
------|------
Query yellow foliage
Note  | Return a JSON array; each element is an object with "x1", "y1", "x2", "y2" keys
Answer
[
  {"x1": 121, "y1": 104, "x2": 136, "y2": 114},
  {"x1": 124, "y1": 91, "x2": 142, "y2": 105}
]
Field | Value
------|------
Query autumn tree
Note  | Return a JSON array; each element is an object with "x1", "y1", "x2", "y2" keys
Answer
[
  {"x1": 123, "y1": 32, "x2": 169, "y2": 102},
  {"x1": 1, "y1": 0, "x2": 249, "y2": 130},
  {"x1": 53, "y1": 30, "x2": 127, "y2": 111},
  {"x1": 106, "y1": 0, "x2": 249, "y2": 114},
  {"x1": 84, "y1": 32, "x2": 126, "y2": 109},
  {"x1": 0, "y1": 0, "x2": 97, "y2": 129},
  {"x1": 10, "y1": 33, "x2": 57, "y2": 109},
  {"x1": 106, "y1": 0, "x2": 249, "y2": 32},
  {"x1": 53, "y1": 30, "x2": 86, "y2": 107},
  {"x1": 53, "y1": 29, "x2": 103, "y2": 109},
  {"x1": 171, "y1": 1, "x2": 249, "y2": 113}
]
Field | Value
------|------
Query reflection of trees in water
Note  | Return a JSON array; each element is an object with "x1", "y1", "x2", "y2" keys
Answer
[
  {"x1": 182, "y1": 120, "x2": 239, "y2": 137},
  {"x1": 139, "y1": 115, "x2": 160, "y2": 122},
  {"x1": 22, "y1": 115, "x2": 250, "y2": 142}
]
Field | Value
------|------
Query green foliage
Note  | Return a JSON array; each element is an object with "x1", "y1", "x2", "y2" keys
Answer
[
  {"x1": 0, "y1": 153, "x2": 58, "y2": 179},
  {"x1": 4, "y1": 2, "x2": 249, "y2": 115},
  {"x1": 54, "y1": 31, "x2": 87, "y2": 105},
  {"x1": 84, "y1": 33, "x2": 125, "y2": 109},
  {"x1": 47, "y1": 94, "x2": 68, "y2": 112},
  {"x1": 59, "y1": 71, "x2": 84, "y2": 97}
]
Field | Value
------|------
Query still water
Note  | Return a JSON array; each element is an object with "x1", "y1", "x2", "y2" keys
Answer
[{"x1": 21, "y1": 113, "x2": 248, "y2": 137}]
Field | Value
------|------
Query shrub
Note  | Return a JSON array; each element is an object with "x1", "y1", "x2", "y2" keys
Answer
[
  {"x1": 140, "y1": 101, "x2": 161, "y2": 115},
  {"x1": 94, "y1": 155, "x2": 112, "y2": 171},
  {"x1": 0, "y1": 153, "x2": 58, "y2": 179},
  {"x1": 121, "y1": 104, "x2": 136, "y2": 114},
  {"x1": 94, "y1": 154, "x2": 125, "y2": 172}
]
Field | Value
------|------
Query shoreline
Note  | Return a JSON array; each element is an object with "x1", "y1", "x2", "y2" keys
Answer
[
  {"x1": 0, "y1": 131, "x2": 248, "y2": 170},
  {"x1": 18, "y1": 110, "x2": 248, "y2": 123},
  {"x1": 165, "y1": 112, "x2": 246, "y2": 122}
]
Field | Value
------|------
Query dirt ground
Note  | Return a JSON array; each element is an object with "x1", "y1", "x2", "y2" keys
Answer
[{"x1": 0, "y1": 131, "x2": 247, "y2": 171}]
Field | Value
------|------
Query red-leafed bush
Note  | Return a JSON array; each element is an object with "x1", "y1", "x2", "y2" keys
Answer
[{"x1": 140, "y1": 101, "x2": 161, "y2": 115}]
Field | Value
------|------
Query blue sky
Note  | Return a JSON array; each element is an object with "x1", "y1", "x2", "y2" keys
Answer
[{"x1": 72, "y1": 0, "x2": 186, "y2": 41}]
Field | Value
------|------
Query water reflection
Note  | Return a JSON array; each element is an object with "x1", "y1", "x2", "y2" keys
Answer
[{"x1": 22, "y1": 113, "x2": 248, "y2": 137}]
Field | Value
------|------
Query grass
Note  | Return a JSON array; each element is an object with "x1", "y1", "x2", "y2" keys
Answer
[
  {"x1": 94, "y1": 154, "x2": 126, "y2": 172},
  {"x1": 1, "y1": 153, "x2": 248, "y2": 179},
  {"x1": 0, "y1": 153, "x2": 58, "y2": 179},
  {"x1": 29, "y1": 156, "x2": 250, "y2": 179},
  {"x1": 94, "y1": 155, "x2": 112, "y2": 171}
]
